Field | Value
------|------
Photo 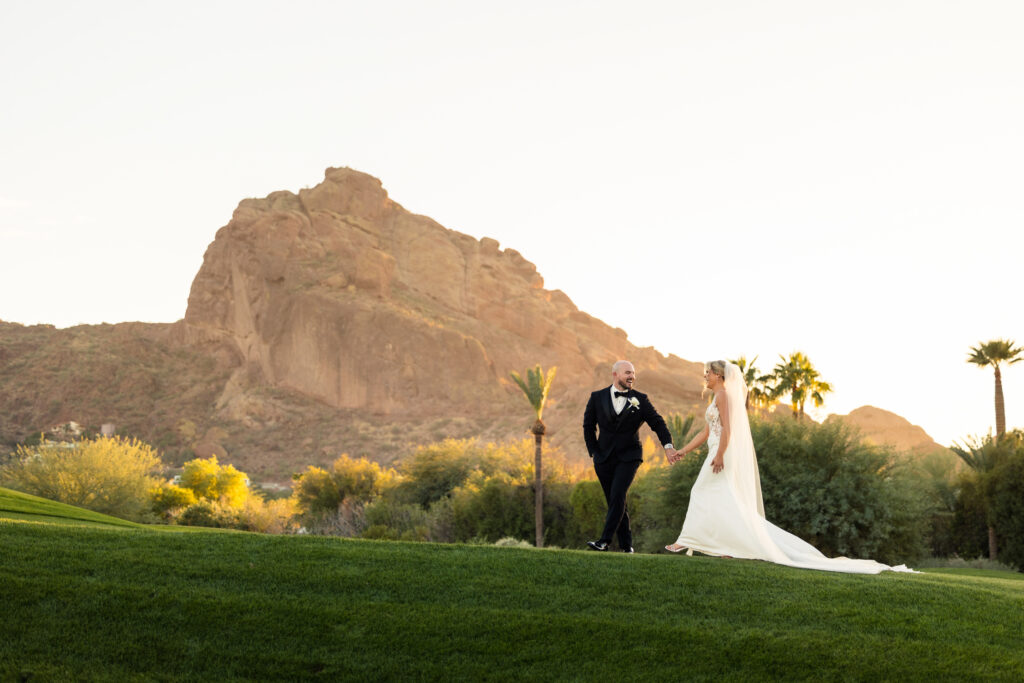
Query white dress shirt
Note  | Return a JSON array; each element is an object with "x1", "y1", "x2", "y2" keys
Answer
[{"x1": 610, "y1": 385, "x2": 629, "y2": 414}]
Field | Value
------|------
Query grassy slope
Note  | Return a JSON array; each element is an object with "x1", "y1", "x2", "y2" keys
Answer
[
  {"x1": 2, "y1": 507, "x2": 1023, "y2": 682},
  {"x1": 0, "y1": 487, "x2": 143, "y2": 528}
]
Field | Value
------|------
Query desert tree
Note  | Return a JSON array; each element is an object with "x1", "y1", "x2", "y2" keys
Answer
[
  {"x1": 950, "y1": 433, "x2": 1016, "y2": 560},
  {"x1": 770, "y1": 351, "x2": 832, "y2": 420},
  {"x1": 730, "y1": 355, "x2": 776, "y2": 411},
  {"x1": 967, "y1": 339, "x2": 1023, "y2": 439},
  {"x1": 666, "y1": 413, "x2": 699, "y2": 451},
  {"x1": 510, "y1": 364, "x2": 557, "y2": 547},
  {"x1": 1, "y1": 436, "x2": 161, "y2": 521}
]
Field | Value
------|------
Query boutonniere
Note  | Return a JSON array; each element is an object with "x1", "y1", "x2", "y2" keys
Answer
[{"x1": 628, "y1": 397, "x2": 640, "y2": 410}]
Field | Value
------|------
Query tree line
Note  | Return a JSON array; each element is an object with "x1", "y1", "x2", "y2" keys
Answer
[
  {"x1": 3, "y1": 417, "x2": 1017, "y2": 569},
  {"x1": 506, "y1": 341, "x2": 1023, "y2": 568},
  {"x1": 1, "y1": 341, "x2": 1020, "y2": 570}
]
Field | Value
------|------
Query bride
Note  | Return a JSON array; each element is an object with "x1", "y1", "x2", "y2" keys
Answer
[{"x1": 665, "y1": 360, "x2": 914, "y2": 574}]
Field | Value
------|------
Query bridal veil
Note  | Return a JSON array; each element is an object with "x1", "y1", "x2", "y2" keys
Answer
[{"x1": 673, "y1": 361, "x2": 914, "y2": 574}]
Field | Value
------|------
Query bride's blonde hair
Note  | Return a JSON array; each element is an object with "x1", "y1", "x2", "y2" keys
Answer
[{"x1": 702, "y1": 360, "x2": 727, "y2": 400}]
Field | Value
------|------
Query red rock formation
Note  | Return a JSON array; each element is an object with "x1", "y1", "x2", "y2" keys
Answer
[
  {"x1": 183, "y1": 167, "x2": 707, "y2": 453},
  {"x1": 3, "y1": 168, "x2": 949, "y2": 478},
  {"x1": 824, "y1": 405, "x2": 950, "y2": 456}
]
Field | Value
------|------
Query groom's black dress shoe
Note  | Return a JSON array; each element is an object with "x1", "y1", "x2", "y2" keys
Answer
[
  {"x1": 621, "y1": 547, "x2": 634, "y2": 554},
  {"x1": 586, "y1": 540, "x2": 609, "y2": 551}
]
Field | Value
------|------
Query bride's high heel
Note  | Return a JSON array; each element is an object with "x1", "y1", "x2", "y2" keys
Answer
[{"x1": 665, "y1": 544, "x2": 689, "y2": 554}]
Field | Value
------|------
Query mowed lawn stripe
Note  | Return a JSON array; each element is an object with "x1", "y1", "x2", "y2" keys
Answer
[{"x1": 0, "y1": 486, "x2": 143, "y2": 527}]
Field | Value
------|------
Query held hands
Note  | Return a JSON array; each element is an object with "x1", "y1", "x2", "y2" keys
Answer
[{"x1": 666, "y1": 447, "x2": 683, "y2": 465}]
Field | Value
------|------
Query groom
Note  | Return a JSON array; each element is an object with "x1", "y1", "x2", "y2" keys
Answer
[{"x1": 583, "y1": 360, "x2": 676, "y2": 552}]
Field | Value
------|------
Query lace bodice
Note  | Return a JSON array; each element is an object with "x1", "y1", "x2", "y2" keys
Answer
[{"x1": 705, "y1": 401, "x2": 722, "y2": 439}]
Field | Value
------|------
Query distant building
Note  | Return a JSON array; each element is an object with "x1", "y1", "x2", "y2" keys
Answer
[{"x1": 49, "y1": 421, "x2": 83, "y2": 440}]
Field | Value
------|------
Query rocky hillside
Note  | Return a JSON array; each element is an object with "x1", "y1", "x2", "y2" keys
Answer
[
  {"x1": 825, "y1": 406, "x2": 951, "y2": 456},
  {"x1": 0, "y1": 167, "x2": 949, "y2": 482},
  {"x1": 182, "y1": 167, "x2": 706, "y2": 422},
  {"x1": 2, "y1": 168, "x2": 708, "y2": 479}
]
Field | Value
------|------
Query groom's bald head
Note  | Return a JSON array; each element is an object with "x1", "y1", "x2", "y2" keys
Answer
[{"x1": 612, "y1": 360, "x2": 635, "y2": 390}]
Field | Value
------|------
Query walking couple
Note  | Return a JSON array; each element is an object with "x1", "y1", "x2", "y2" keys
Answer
[{"x1": 583, "y1": 360, "x2": 913, "y2": 573}]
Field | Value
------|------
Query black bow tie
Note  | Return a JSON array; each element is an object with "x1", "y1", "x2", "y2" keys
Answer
[{"x1": 615, "y1": 391, "x2": 631, "y2": 398}]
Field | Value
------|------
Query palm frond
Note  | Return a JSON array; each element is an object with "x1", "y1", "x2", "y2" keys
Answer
[
  {"x1": 950, "y1": 435, "x2": 998, "y2": 472},
  {"x1": 510, "y1": 365, "x2": 557, "y2": 421},
  {"x1": 770, "y1": 351, "x2": 832, "y2": 416},
  {"x1": 666, "y1": 413, "x2": 697, "y2": 447},
  {"x1": 968, "y1": 339, "x2": 1024, "y2": 367}
]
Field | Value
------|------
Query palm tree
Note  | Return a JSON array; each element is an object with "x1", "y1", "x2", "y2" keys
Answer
[
  {"x1": 770, "y1": 352, "x2": 833, "y2": 420},
  {"x1": 510, "y1": 365, "x2": 557, "y2": 548},
  {"x1": 950, "y1": 432, "x2": 1019, "y2": 559},
  {"x1": 666, "y1": 413, "x2": 698, "y2": 450},
  {"x1": 730, "y1": 356, "x2": 776, "y2": 411},
  {"x1": 967, "y1": 339, "x2": 1023, "y2": 439}
]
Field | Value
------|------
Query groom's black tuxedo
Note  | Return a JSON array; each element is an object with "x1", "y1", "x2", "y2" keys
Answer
[
  {"x1": 583, "y1": 387, "x2": 673, "y2": 463},
  {"x1": 583, "y1": 386, "x2": 673, "y2": 549}
]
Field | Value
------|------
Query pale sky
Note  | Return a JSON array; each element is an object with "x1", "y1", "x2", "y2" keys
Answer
[{"x1": 2, "y1": 1, "x2": 1022, "y2": 446}]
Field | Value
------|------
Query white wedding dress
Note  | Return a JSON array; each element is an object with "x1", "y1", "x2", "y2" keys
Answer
[{"x1": 672, "y1": 363, "x2": 914, "y2": 574}]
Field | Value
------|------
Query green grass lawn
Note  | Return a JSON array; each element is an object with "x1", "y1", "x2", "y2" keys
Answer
[
  {"x1": 1, "y1": 490, "x2": 1023, "y2": 681},
  {"x1": 0, "y1": 487, "x2": 143, "y2": 528}
]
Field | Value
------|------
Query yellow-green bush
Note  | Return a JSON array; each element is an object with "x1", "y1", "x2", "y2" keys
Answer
[
  {"x1": 236, "y1": 496, "x2": 297, "y2": 534},
  {"x1": 291, "y1": 455, "x2": 402, "y2": 521},
  {"x1": 332, "y1": 454, "x2": 401, "y2": 502},
  {"x1": 0, "y1": 436, "x2": 161, "y2": 521},
  {"x1": 292, "y1": 466, "x2": 341, "y2": 517},
  {"x1": 150, "y1": 483, "x2": 197, "y2": 517},
  {"x1": 179, "y1": 455, "x2": 249, "y2": 507},
  {"x1": 392, "y1": 438, "x2": 580, "y2": 508}
]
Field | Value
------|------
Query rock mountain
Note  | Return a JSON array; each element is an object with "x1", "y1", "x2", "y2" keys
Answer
[
  {"x1": 824, "y1": 406, "x2": 950, "y2": 457},
  {"x1": 0, "y1": 168, "x2": 946, "y2": 479}
]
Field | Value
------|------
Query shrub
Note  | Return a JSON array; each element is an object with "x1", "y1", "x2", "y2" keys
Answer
[
  {"x1": 0, "y1": 436, "x2": 162, "y2": 521},
  {"x1": 494, "y1": 537, "x2": 532, "y2": 548},
  {"x1": 910, "y1": 450, "x2": 961, "y2": 558},
  {"x1": 235, "y1": 496, "x2": 297, "y2": 534},
  {"x1": 988, "y1": 448, "x2": 1024, "y2": 570},
  {"x1": 950, "y1": 473, "x2": 989, "y2": 558},
  {"x1": 303, "y1": 499, "x2": 368, "y2": 537},
  {"x1": 569, "y1": 479, "x2": 608, "y2": 544},
  {"x1": 947, "y1": 430, "x2": 1024, "y2": 569},
  {"x1": 751, "y1": 417, "x2": 931, "y2": 563},
  {"x1": 332, "y1": 454, "x2": 401, "y2": 502},
  {"x1": 362, "y1": 499, "x2": 431, "y2": 541},
  {"x1": 291, "y1": 456, "x2": 403, "y2": 524},
  {"x1": 392, "y1": 438, "x2": 578, "y2": 508},
  {"x1": 178, "y1": 501, "x2": 238, "y2": 528},
  {"x1": 179, "y1": 456, "x2": 249, "y2": 507},
  {"x1": 539, "y1": 481, "x2": 576, "y2": 547},
  {"x1": 426, "y1": 497, "x2": 455, "y2": 543},
  {"x1": 447, "y1": 464, "x2": 576, "y2": 546},
  {"x1": 451, "y1": 472, "x2": 533, "y2": 543},
  {"x1": 150, "y1": 483, "x2": 197, "y2": 517},
  {"x1": 392, "y1": 439, "x2": 491, "y2": 507},
  {"x1": 292, "y1": 466, "x2": 341, "y2": 518}
]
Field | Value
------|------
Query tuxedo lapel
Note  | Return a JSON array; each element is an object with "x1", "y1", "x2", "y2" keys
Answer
[{"x1": 599, "y1": 386, "x2": 615, "y2": 427}]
